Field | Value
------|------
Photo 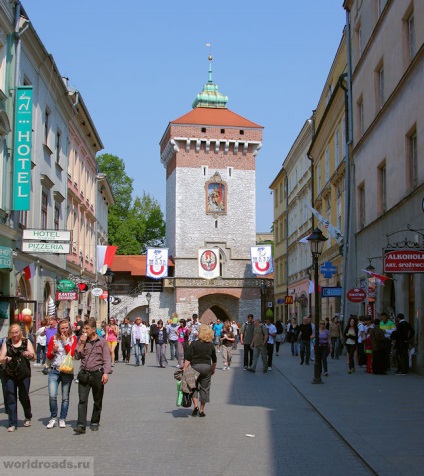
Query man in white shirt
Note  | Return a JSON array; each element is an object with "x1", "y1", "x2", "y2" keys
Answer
[
  {"x1": 131, "y1": 317, "x2": 149, "y2": 366},
  {"x1": 265, "y1": 318, "x2": 277, "y2": 370}
]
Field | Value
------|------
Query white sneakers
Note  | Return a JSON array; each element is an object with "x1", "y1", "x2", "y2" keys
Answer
[
  {"x1": 46, "y1": 419, "x2": 57, "y2": 429},
  {"x1": 47, "y1": 419, "x2": 66, "y2": 428},
  {"x1": 223, "y1": 367, "x2": 228, "y2": 371}
]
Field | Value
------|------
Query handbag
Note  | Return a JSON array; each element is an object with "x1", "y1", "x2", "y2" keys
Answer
[
  {"x1": 58, "y1": 352, "x2": 74, "y2": 374},
  {"x1": 181, "y1": 391, "x2": 193, "y2": 408},
  {"x1": 77, "y1": 369, "x2": 89, "y2": 385}
]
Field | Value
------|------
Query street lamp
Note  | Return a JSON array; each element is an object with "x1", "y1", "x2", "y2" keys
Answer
[
  {"x1": 146, "y1": 292, "x2": 151, "y2": 323},
  {"x1": 104, "y1": 267, "x2": 114, "y2": 324},
  {"x1": 307, "y1": 228, "x2": 328, "y2": 384}
]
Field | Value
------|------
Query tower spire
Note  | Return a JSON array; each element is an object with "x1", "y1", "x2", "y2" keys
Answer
[{"x1": 192, "y1": 44, "x2": 228, "y2": 109}]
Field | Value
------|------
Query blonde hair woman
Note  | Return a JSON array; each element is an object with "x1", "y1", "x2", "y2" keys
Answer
[
  {"x1": 0, "y1": 324, "x2": 35, "y2": 432},
  {"x1": 183, "y1": 325, "x2": 217, "y2": 417}
]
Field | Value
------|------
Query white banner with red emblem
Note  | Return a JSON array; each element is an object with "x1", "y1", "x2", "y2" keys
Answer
[
  {"x1": 198, "y1": 248, "x2": 220, "y2": 279},
  {"x1": 251, "y1": 245, "x2": 274, "y2": 275},
  {"x1": 146, "y1": 248, "x2": 169, "y2": 279}
]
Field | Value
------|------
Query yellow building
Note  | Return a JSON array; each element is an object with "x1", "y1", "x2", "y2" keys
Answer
[
  {"x1": 269, "y1": 168, "x2": 288, "y2": 323},
  {"x1": 308, "y1": 31, "x2": 348, "y2": 322}
]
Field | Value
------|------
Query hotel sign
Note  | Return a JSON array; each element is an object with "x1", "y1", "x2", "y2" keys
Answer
[
  {"x1": 13, "y1": 86, "x2": 33, "y2": 211},
  {"x1": 23, "y1": 230, "x2": 71, "y2": 241}
]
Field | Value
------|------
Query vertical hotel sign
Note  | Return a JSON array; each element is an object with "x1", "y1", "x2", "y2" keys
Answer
[{"x1": 13, "y1": 86, "x2": 33, "y2": 210}]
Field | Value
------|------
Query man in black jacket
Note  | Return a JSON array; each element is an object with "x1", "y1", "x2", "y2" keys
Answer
[{"x1": 394, "y1": 313, "x2": 415, "y2": 374}]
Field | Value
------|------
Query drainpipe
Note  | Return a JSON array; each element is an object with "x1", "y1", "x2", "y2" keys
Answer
[
  {"x1": 340, "y1": 7, "x2": 355, "y2": 325},
  {"x1": 307, "y1": 111, "x2": 316, "y2": 318},
  {"x1": 284, "y1": 169, "x2": 289, "y2": 324}
]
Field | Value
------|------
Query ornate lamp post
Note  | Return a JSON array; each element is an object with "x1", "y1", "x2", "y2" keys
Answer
[
  {"x1": 307, "y1": 228, "x2": 328, "y2": 384},
  {"x1": 146, "y1": 292, "x2": 152, "y2": 323},
  {"x1": 104, "y1": 267, "x2": 114, "y2": 324}
]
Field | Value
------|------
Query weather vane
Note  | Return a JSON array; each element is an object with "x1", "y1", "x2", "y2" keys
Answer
[{"x1": 206, "y1": 42, "x2": 212, "y2": 61}]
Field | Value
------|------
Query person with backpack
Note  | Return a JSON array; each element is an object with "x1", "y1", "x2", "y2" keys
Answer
[{"x1": 246, "y1": 319, "x2": 269, "y2": 373}]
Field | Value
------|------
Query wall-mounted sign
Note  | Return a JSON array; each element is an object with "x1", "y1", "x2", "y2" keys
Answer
[
  {"x1": 56, "y1": 292, "x2": 78, "y2": 301},
  {"x1": 347, "y1": 288, "x2": 367, "y2": 303},
  {"x1": 23, "y1": 229, "x2": 71, "y2": 241},
  {"x1": 57, "y1": 280, "x2": 76, "y2": 292},
  {"x1": 91, "y1": 287, "x2": 103, "y2": 297},
  {"x1": 0, "y1": 246, "x2": 13, "y2": 269},
  {"x1": 321, "y1": 287, "x2": 342, "y2": 297},
  {"x1": 319, "y1": 262, "x2": 337, "y2": 279},
  {"x1": 383, "y1": 249, "x2": 424, "y2": 273},
  {"x1": 22, "y1": 242, "x2": 70, "y2": 254},
  {"x1": 284, "y1": 296, "x2": 293, "y2": 304},
  {"x1": 13, "y1": 86, "x2": 33, "y2": 211}
]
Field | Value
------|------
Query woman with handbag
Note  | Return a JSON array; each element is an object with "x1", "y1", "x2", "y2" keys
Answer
[
  {"x1": 45, "y1": 319, "x2": 77, "y2": 429},
  {"x1": 183, "y1": 325, "x2": 217, "y2": 418},
  {"x1": 0, "y1": 324, "x2": 35, "y2": 432},
  {"x1": 316, "y1": 321, "x2": 332, "y2": 377}
]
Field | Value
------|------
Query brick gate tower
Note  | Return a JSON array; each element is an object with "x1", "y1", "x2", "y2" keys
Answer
[{"x1": 159, "y1": 56, "x2": 264, "y2": 322}]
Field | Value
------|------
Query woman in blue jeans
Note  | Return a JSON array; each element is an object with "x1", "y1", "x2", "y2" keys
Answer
[{"x1": 46, "y1": 319, "x2": 77, "y2": 428}]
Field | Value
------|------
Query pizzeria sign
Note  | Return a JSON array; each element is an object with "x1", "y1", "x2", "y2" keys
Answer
[{"x1": 383, "y1": 249, "x2": 424, "y2": 273}]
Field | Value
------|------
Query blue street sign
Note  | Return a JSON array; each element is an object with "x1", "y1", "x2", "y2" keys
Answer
[
  {"x1": 320, "y1": 261, "x2": 337, "y2": 278},
  {"x1": 321, "y1": 287, "x2": 342, "y2": 297}
]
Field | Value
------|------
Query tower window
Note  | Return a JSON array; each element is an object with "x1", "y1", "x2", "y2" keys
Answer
[
  {"x1": 201, "y1": 127, "x2": 206, "y2": 133},
  {"x1": 221, "y1": 129, "x2": 225, "y2": 134},
  {"x1": 239, "y1": 130, "x2": 244, "y2": 135},
  {"x1": 215, "y1": 220, "x2": 218, "y2": 228}
]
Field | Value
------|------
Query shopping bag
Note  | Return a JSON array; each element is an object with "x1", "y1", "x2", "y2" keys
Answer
[
  {"x1": 58, "y1": 352, "x2": 74, "y2": 374},
  {"x1": 181, "y1": 392, "x2": 193, "y2": 408},
  {"x1": 176, "y1": 381, "x2": 183, "y2": 406}
]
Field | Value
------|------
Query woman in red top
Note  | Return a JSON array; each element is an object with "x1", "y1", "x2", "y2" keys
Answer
[{"x1": 46, "y1": 319, "x2": 77, "y2": 429}]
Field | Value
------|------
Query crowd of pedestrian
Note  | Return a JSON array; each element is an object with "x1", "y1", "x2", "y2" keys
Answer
[{"x1": 0, "y1": 309, "x2": 416, "y2": 432}]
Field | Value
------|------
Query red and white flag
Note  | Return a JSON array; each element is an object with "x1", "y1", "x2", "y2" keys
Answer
[
  {"x1": 23, "y1": 263, "x2": 36, "y2": 280},
  {"x1": 361, "y1": 269, "x2": 391, "y2": 286},
  {"x1": 97, "y1": 245, "x2": 118, "y2": 274}
]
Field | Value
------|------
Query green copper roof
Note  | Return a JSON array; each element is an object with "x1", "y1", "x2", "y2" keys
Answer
[{"x1": 192, "y1": 55, "x2": 228, "y2": 109}]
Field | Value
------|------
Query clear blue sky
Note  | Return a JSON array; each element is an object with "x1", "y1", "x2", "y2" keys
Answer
[{"x1": 22, "y1": 0, "x2": 346, "y2": 232}]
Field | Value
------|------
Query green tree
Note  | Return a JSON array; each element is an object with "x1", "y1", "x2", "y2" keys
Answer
[{"x1": 96, "y1": 154, "x2": 166, "y2": 254}]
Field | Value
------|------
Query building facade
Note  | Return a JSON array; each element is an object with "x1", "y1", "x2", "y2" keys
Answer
[
  {"x1": 0, "y1": 2, "x2": 110, "y2": 335},
  {"x1": 344, "y1": 0, "x2": 424, "y2": 370}
]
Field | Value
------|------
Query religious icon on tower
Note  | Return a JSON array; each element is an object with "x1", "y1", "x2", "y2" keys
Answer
[{"x1": 205, "y1": 172, "x2": 227, "y2": 215}]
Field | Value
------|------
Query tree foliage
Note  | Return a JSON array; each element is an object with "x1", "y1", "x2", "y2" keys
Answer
[{"x1": 96, "y1": 153, "x2": 165, "y2": 254}]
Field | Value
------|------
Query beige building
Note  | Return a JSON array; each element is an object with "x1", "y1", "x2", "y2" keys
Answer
[
  {"x1": 344, "y1": 0, "x2": 424, "y2": 370},
  {"x1": 285, "y1": 120, "x2": 314, "y2": 323}
]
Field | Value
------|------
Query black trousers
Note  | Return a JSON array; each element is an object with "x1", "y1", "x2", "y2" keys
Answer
[
  {"x1": 267, "y1": 343, "x2": 274, "y2": 368},
  {"x1": 396, "y1": 343, "x2": 409, "y2": 374},
  {"x1": 77, "y1": 372, "x2": 105, "y2": 428},
  {"x1": 243, "y1": 344, "x2": 253, "y2": 367},
  {"x1": 121, "y1": 336, "x2": 131, "y2": 362}
]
